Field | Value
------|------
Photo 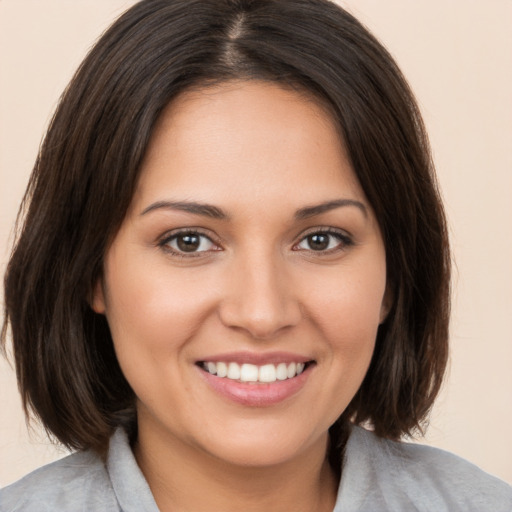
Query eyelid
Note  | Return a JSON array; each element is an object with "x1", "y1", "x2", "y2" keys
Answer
[
  {"x1": 293, "y1": 226, "x2": 354, "y2": 252},
  {"x1": 157, "y1": 227, "x2": 223, "y2": 256},
  {"x1": 155, "y1": 226, "x2": 353, "y2": 258}
]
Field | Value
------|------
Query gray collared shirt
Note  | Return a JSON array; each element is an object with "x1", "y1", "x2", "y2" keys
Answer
[{"x1": 2, "y1": 426, "x2": 511, "y2": 511}]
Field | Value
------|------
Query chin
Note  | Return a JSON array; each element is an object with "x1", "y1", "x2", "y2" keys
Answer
[{"x1": 193, "y1": 420, "x2": 330, "y2": 469}]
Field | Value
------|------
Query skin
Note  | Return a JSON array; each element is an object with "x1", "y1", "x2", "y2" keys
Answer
[{"x1": 93, "y1": 81, "x2": 389, "y2": 512}]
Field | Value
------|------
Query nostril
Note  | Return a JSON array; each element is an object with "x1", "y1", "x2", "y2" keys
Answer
[
  {"x1": 216, "y1": 266, "x2": 302, "y2": 338},
  {"x1": 217, "y1": 302, "x2": 302, "y2": 340}
]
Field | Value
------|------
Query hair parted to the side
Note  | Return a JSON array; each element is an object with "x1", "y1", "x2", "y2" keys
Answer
[{"x1": 1, "y1": 0, "x2": 450, "y2": 459}]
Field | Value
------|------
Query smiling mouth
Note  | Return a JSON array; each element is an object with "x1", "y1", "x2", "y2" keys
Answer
[{"x1": 198, "y1": 361, "x2": 315, "y2": 384}]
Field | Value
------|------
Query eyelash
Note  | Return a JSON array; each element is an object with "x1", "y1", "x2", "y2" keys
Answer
[
  {"x1": 293, "y1": 228, "x2": 354, "y2": 254},
  {"x1": 158, "y1": 229, "x2": 221, "y2": 258},
  {"x1": 157, "y1": 227, "x2": 354, "y2": 258}
]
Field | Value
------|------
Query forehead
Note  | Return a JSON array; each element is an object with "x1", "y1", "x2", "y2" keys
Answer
[{"x1": 131, "y1": 80, "x2": 366, "y2": 213}]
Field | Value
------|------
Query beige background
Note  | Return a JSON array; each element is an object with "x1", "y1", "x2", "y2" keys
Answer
[{"x1": 1, "y1": 0, "x2": 511, "y2": 487}]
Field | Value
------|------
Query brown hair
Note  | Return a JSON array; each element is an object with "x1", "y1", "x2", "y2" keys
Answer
[{"x1": 2, "y1": 0, "x2": 450, "y2": 459}]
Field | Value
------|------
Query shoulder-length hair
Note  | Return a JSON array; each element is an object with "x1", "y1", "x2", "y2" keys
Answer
[{"x1": 2, "y1": 0, "x2": 450, "y2": 458}]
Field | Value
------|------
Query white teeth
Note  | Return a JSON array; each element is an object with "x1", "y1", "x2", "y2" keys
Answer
[
  {"x1": 287, "y1": 362, "x2": 297, "y2": 378},
  {"x1": 216, "y1": 362, "x2": 227, "y2": 378},
  {"x1": 276, "y1": 363, "x2": 288, "y2": 381},
  {"x1": 202, "y1": 361, "x2": 309, "y2": 383},
  {"x1": 259, "y1": 364, "x2": 277, "y2": 383},
  {"x1": 227, "y1": 362, "x2": 241, "y2": 380},
  {"x1": 240, "y1": 363, "x2": 259, "y2": 382}
]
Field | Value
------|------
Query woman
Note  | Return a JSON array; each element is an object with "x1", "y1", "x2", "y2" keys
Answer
[{"x1": 1, "y1": 0, "x2": 511, "y2": 510}]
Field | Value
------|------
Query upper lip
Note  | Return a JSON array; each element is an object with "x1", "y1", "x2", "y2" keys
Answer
[{"x1": 196, "y1": 351, "x2": 313, "y2": 366}]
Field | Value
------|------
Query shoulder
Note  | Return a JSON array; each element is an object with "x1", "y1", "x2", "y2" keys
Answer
[
  {"x1": 338, "y1": 426, "x2": 512, "y2": 512},
  {"x1": 0, "y1": 450, "x2": 118, "y2": 512}
]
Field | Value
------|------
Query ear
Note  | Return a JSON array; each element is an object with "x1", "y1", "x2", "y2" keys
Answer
[
  {"x1": 90, "y1": 279, "x2": 107, "y2": 314},
  {"x1": 379, "y1": 283, "x2": 393, "y2": 324}
]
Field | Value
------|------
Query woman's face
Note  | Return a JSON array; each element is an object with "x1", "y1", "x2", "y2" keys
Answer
[{"x1": 93, "y1": 81, "x2": 389, "y2": 468}]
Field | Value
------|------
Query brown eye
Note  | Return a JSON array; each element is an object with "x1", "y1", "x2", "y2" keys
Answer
[
  {"x1": 177, "y1": 234, "x2": 201, "y2": 252},
  {"x1": 163, "y1": 232, "x2": 216, "y2": 254},
  {"x1": 295, "y1": 230, "x2": 353, "y2": 253},
  {"x1": 306, "y1": 233, "x2": 330, "y2": 251}
]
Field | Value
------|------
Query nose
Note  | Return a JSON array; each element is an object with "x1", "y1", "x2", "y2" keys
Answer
[{"x1": 218, "y1": 252, "x2": 302, "y2": 340}]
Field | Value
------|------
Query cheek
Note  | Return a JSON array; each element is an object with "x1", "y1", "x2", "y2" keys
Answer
[
  {"x1": 305, "y1": 260, "x2": 387, "y2": 343},
  {"x1": 282, "y1": 260, "x2": 386, "y2": 433},
  {"x1": 300, "y1": 255, "x2": 386, "y2": 391},
  {"x1": 101, "y1": 251, "x2": 219, "y2": 366},
  {"x1": 101, "y1": 256, "x2": 223, "y2": 420}
]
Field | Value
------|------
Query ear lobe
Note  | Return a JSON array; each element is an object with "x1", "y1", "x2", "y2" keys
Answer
[
  {"x1": 90, "y1": 279, "x2": 107, "y2": 314},
  {"x1": 379, "y1": 284, "x2": 393, "y2": 324}
]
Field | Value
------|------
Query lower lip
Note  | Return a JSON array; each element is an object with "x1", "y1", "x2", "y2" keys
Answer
[{"x1": 197, "y1": 365, "x2": 313, "y2": 407}]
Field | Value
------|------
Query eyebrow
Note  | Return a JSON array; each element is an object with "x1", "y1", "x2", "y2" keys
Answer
[
  {"x1": 140, "y1": 201, "x2": 229, "y2": 219},
  {"x1": 140, "y1": 198, "x2": 367, "y2": 221},
  {"x1": 294, "y1": 199, "x2": 368, "y2": 220}
]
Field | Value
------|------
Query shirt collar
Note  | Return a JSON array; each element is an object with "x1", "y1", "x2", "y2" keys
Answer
[{"x1": 107, "y1": 428, "x2": 160, "y2": 512}]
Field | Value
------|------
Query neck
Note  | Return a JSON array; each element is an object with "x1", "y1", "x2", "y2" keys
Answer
[{"x1": 134, "y1": 422, "x2": 339, "y2": 512}]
